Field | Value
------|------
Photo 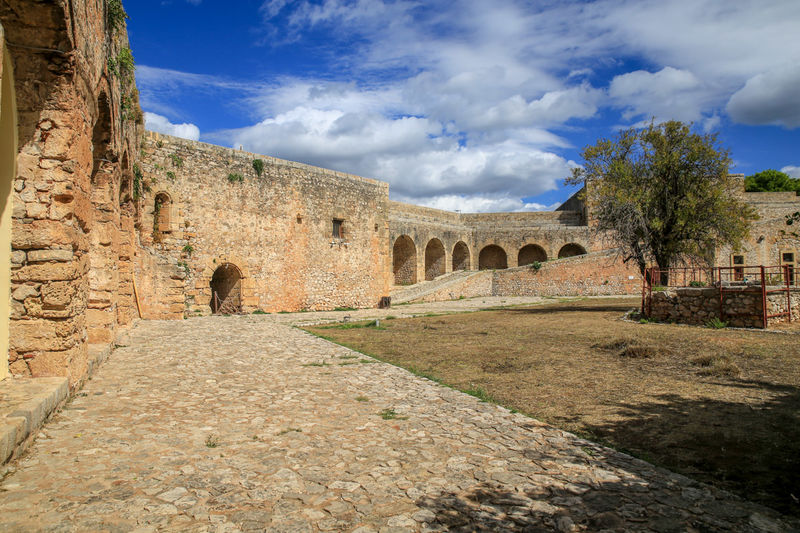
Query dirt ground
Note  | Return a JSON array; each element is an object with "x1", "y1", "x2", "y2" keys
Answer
[{"x1": 306, "y1": 297, "x2": 800, "y2": 518}]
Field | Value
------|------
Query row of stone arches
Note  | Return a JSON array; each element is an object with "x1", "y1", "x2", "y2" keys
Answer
[{"x1": 392, "y1": 236, "x2": 587, "y2": 284}]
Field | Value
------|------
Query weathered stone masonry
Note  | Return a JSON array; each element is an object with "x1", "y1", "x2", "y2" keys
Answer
[
  {"x1": 4, "y1": 0, "x2": 800, "y2": 390},
  {"x1": 137, "y1": 132, "x2": 392, "y2": 316},
  {"x1": 3, "y1": 0, "x2": 142, "y2": 387}
]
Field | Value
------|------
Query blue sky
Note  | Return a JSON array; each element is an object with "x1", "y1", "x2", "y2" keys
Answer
[{"x1": 127, "y1": 0, "x2": 800, "y2": 212}]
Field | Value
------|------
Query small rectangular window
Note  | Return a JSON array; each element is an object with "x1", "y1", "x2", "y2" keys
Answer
[
  {"x1": 782, "y1": 252, "x2": 795, "y2": 263},
  {"x1": 732, "y1": 255, "x2": 744, "y2": 265},
  {"x1": 332, "y1": 219, "x2": 344, "y2": 239}
]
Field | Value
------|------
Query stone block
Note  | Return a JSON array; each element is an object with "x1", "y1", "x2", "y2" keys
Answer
[
  {"x1": 41, "y1": 281, "x2": 75, "y2": 308},
  {"x1": 11, "y1": 250, "x2": 26, "y2": 264},
  {"x1": 27, "y1": 249, "x2": 73, "y2": 262},
  {"x1": 25, "y1": 202, "x2": 48, "y2": 219},
  {"x1": 10, "y1": 320, "x2": 74, "y2": 352},
  {"x1": 12, "y1": 261, "x2": 81, "y2": 282},
  {"x1": 12, "y1": 284, "x2": 39, "y2": 301},
  {"x1": 12, "y1": 219, "x2": 78, "y2": 249}
]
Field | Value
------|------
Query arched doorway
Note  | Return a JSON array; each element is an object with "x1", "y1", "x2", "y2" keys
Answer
[
  {"x1": 0, "y1": 43, "x2": 18, "y2": 379},
  {"x1": 393, "y1": 235, "x2": 417, "y2": 285},
  {"x1": 452, "y1": 241, "x2": 470, "y2": 271},
  {"x1": 424, "y1": 238, "x2": 445, "y2": 280},
  {"x1": 479, "y1": 245, "x2": 508, "y2": 270},
  {"x1": 153, "y1": 192, "x2": 171, "y2": 241},
  {"x1": 210, "y1": 263, "x2": 242, "y2": 314},
  {"x1": 518, "y1": 244, "x2": 547, "y2": 266},
  {"x1": 558, "y1": 243, "x2": 587, "y2": 258}
]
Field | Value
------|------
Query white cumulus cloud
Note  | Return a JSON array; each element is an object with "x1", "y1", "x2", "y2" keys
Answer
[
  {"x1": 726, "y1": 65, "x2": 800, "y2": 129},
  {"x1": 144, "y1": 112, "x2": 200, "y2": 141},
  {"x1": 781, "y1": 166, "x2": 800, "y2": 179}
]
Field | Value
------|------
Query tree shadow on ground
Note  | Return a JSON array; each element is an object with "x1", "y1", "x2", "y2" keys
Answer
[
  {"x1": 578, "y1": 379, "x2": 800, "y2": 518},
  {"x1": 415, "y1": 475, "x2": 793, "y2": 533}
]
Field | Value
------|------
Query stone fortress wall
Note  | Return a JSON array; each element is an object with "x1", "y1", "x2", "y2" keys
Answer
[
  {"x1": 388, "y1": 200, "x2": 594, "y2": 285},
  {"x1": 3, "y1": 0, "x2": 800, "y2": 391},
  {"x1": 3, "y1": 0, "x2": 142, "y2": 387},
  {"x1": 136, "y1": 132, "x2": 391, "y2": 317},
  {"x1": 716, "y1": 187, "x2": 800, "y2": 270}
]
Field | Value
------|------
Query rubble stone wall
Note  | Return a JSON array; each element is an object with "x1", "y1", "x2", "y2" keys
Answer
[
  {"x1": 4, "y1": 0, "x2": 142, "y2": 387},
  {"x1": 648, "y1": 286, "x2": 800, "y2": 328},
  {"x1": 716, "y1": 181, "x2": 800, "y2": 268},
  {"x1": 388, "y1": 202, "x2": 593, "y2": 283},
  {"x1": 492, "y1": 251, "x2": 642, "y2": 297},
  {"x1": 137, "y1": 132, "x2": 392, "y2": 315}
]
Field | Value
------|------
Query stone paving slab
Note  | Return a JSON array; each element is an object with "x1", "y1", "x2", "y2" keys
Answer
[
  {"x1": 0, "y1": 376, "x2": 68, "y2": 464},
  {"x1": 0, "y1": 303, "x2": 796, "y2": 532}
]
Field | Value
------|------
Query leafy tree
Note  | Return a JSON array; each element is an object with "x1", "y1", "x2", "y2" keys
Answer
[
  {"x1": 568, "y1": 121, "x2": 757, "y2": 281},
  {"x1": 744, "y1": 169, "x2": 800, "y2": 193}
]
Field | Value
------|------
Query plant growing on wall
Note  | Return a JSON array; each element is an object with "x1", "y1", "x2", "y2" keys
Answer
[
  {"x1": 227, "y1": 173, "x2": 244, "y2": 183},
  {"x1": 169, "y1": 154, "x2": 184, "y2": 168},
  {"x1": 152, "y1": 197, "x2": 162, "y2": 242},
  {"x1": 252, "y1": 159, "x2": 264, "y2": 178},
  {"x1": 182, "y1": 244, "x2": 194, "y2": 256},
  {"x1": 166, "y1": 171, "x2": 176, "y2": 182},
  {"x1": 132, "y1": 163, "x2": 143, "y2": 200},
  {"x1": 116, "y1": 48, "x2": 135, "y2": 81},
  {"x1": 784, "y1": 211, "x2": 800, "y2": 238},
  {"x1": 106, "y1": 0, "x2": 128, "y2": 33}
]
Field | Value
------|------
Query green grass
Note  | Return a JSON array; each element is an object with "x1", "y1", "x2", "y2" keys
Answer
[
  {"x1": 277, "y1": 428, "x2": 302, "y2": 435},
  {"x1": 463, "y1": 385, "x2": 494, "y2": 402},
  {"x1": 204, "y1": 434, "x2": 220, "y2": 448},
  {"x1": 302, "y1": 361, "x2": 330, "y2": 367},
  {"x1": 334, "y1": 306, "x2": 357, "y2": 311},
  {"x1": 355, "y1": 396, "x2": 370, "y2": 402},
  {"x1": 379, "y1": 408, "x2": 408, "y2": 420}
]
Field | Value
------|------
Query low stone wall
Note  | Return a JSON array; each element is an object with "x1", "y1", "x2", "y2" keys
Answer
[
  {"x1": 395, "y1": 251, "x2": 642, "y2": 303},
  {"x1": 649, "y1": 286, "x2": 800, "y2": 328},
  {"x1": 492, "y1": 252, "x2": 642, "y2": 297},
  {"x1": 767, "y1": 290, "x2": 800, "y2": 324}
]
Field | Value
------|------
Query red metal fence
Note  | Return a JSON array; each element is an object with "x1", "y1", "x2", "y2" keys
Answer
[{"x1": 642, "y1": 265, "x2": 796, "y2": 328}]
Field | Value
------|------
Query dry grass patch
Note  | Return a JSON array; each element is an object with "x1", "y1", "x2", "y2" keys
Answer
[{"x1": 306, "y1": 297, "x2": 800, "y2": 517}]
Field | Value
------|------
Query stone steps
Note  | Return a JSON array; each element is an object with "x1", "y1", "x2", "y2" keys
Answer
[{"x1": 391, "y1": 270, "x2": 483, "y2": 304}]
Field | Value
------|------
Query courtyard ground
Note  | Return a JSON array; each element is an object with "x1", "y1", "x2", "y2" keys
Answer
[
  {"x1": 0, "y1": 297, "x2": 795, "y2": 531},
  {"x1": 306, "y1": 297, "x2": 800, "y2": 520}
]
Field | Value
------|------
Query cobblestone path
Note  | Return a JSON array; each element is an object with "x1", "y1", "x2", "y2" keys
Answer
[{"x1": 0, "y1": 303, "x2": 795, "y2": 532}]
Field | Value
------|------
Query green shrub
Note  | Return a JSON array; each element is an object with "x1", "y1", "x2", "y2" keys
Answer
[
  {"x1": 252, "y1": 158, "x2": 264, "y2": 177},
  {"x1": 169, "y1": 154, "x2": 184, "y2": 168},
  {"x1": 227, "y1": 173, "x2": 244, "y2": 183},
  {"x1": 689, "y1": 281, "x2": 706, "y2": 287},
  {"x1": 529, "y1": 261, "x2": 542, "y2": 271},
  {"x1": 182, "y1": 243, "x2": 193, "y2": 256},
  {"x1": 706, "y1": 317, "x2": 727, "y2": 329}
]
